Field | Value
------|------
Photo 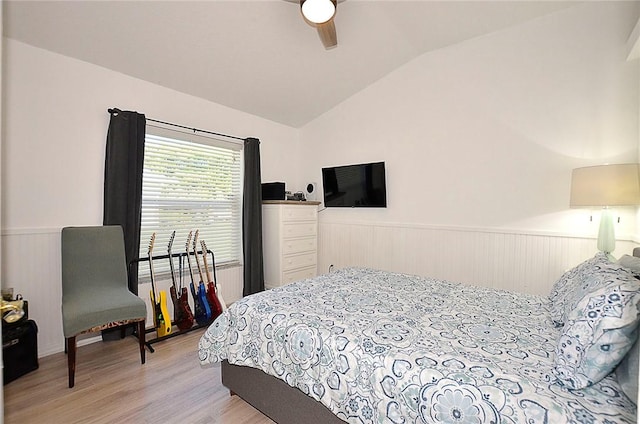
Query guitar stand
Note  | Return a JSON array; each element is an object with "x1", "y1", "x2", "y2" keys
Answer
[
  {"x1": 129, "y1": 249, "x2": 219, "y2": 353},
  {"x1": 140, "y1": 320, "x2": 213, "y2": 353}
]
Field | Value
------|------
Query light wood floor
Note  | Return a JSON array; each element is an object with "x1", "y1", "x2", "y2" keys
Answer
[{"x1": 4, "y1": 328, "x2": 275, "y2": 424}]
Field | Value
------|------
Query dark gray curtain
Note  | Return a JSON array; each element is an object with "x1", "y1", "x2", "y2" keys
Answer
[
  {"x1": 103, "y1": 108, "x2": 146, "y2": 295},
  {"x1": 243, "y1": 137, "x2": 264, "y2": 296}
]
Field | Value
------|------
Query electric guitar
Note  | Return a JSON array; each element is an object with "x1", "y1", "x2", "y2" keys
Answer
[
  {"x1": 186, "y1": 231, "x2": 211, "y2": 325},
  {"x1": 201, "y1": 239, "x2": 227, "y2": 312},
  {"x1": 168, "y1": 231, "x2": 194, "y2": 331},
  {"x1": 193, "y1": 230, "x2": 214, "y2": 322},
  {"x1": 148, "y1": 233, "x2": 172, "y2": 337},
  {"x1": 196, "y1": 239, "x2": 223, "y2": 320}
]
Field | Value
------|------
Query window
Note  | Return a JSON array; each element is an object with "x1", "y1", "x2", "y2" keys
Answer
[{"x1": 138, "y1": 126, "x2": 242, "y2": 281}]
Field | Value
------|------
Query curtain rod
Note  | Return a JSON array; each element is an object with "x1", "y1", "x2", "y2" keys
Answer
[{"x1": 108, "y1": 108, "x2": 246, "y2": 141}]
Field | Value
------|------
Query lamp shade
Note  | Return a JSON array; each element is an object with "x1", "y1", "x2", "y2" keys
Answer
[
  {"x1": 570, "y1": 163, "x2": 640, "y2": 207},
  {"x1": 301, "y1": 0, "x2": 336, "y2": 24}
]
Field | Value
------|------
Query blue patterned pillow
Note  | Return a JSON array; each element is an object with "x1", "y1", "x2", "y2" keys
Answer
[
  {"x1": 553, "y1": 266, "x2": 640, "y2": 389},
  {"x1": 616, "y1": 334, "x2": 639, "y2": 404},
  {"x1": 548, "y1": 253, "x2": 614, "y2": 327}
]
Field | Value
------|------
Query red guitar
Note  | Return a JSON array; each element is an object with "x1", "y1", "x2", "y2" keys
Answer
[
  {"x1": 201, "y1": 239, "x2": 227, "y2": 312},
  {"x1": 167, "y1": 231, "x2": 194, "y2": 331}
]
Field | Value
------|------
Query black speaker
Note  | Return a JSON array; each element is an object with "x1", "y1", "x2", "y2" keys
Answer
[
  {"x1": 3, "y1": 319, "x2": 39, "y2": 384},
  {"x1": 262, "y1": 182, "x2": 286, "y2": 200}
]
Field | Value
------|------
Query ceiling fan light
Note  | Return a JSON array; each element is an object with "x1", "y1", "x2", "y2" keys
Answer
[{"x1": 301, "y1": 0, "x2": 336, "y2": 24}]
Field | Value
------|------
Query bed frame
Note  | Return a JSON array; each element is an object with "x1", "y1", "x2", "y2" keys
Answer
[{"x1": 222, "y1": 360, "x2": 344, "y2": 423}]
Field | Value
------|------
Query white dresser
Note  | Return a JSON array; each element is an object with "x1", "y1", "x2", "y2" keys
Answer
[{"x1": 262, "y1": 201, "x2": 320, "y2": 289}]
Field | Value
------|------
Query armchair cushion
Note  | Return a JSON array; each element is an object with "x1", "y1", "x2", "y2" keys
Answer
[{"x1": 62, "y1": 286, "x2": 146, "y2": 337}]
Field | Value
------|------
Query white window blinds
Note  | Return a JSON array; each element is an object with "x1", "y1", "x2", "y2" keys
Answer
[{"x1": 138, "y1": 127, "x2": 242, "y2": 280}]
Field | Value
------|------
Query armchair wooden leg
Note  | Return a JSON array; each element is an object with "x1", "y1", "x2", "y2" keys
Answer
[
  {"x1": 66, "y1": 336, "x2": 77, "y2": 388},
  {"x1": 138, "y1": 320, "x2": 146, "y2": 364}
]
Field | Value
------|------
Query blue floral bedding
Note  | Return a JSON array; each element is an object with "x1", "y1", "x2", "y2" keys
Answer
[{"x1": 198, "y1": 268, "x2": 637, "y2": 423}]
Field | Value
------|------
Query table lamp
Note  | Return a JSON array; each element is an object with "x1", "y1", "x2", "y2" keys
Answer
[{"x1": 570, "y1": 163, "x2": 640, "y2": 255}]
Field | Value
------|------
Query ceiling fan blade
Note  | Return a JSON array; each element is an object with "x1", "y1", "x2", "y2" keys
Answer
[{"x1": 317, "y1": 19, "x2": 337, "y2": 49}]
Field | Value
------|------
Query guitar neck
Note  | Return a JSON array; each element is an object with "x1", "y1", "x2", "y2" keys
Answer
[
  {"x1": 201, "y1": 241, "x2": 214, "y2": 283},
  {"x1": 185, "y1": 251, "x2": 196, "y2": 285},
  {"x1": 194, "y1": 251, "x2": 205, "y2": 282},
  {"x1": 193, "y1": 231, "x2": 205, "y2": 282},
  {"x1": 168, "y1": 254, "x2": 178, "y2": 289},
  {"x1": 167, "y1": 230, "x2": 178, "y2": 290},
  {"x1": 149, "y1": 256, "x2": 159, "y2": 299},
  {"x1": 148, "y1": 233, "x2": 158, "y2": 301}
]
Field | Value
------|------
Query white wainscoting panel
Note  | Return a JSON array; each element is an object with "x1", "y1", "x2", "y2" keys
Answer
[
  {"x1": 1, "y1": 228, "x2": 244, "y2": 358},
  {"x1": 317, "y1": 220, "x2": 637, "y2": 297},
  {"x1": 215, "y1": 265, "x2": 244, "y2": 307},
  {"x1": 1, "y1": 228, "x2": 63, "y2": 357}
]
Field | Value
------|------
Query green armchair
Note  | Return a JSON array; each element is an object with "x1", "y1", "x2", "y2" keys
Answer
[{"x1": 61, "y1": 226, "x2": 147, "y2": 388}]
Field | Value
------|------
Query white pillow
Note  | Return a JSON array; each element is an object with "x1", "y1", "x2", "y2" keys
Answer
[{"x1": 618, "y1": 254, "x2": 640, "y2": 277}]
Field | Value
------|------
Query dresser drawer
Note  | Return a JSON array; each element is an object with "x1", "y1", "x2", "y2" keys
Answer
[
  {"x1": 283, "y1": 222, "x2": 317, "y2": 239},
  {"x1": 282, "y1": 206, "x2": 317, "y2": 222},
  {"x1": 282, "y1": 252, "x2": 316, "y2": 271},
  {"x1": 283, "y1": 237, "x2": 316, "y2": 255},
  {"x1": 282, "y1": 266, "x2": 317, "y2": 285}
]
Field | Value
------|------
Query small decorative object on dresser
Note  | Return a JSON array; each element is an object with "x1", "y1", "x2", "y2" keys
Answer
[
  {"x1": 262, "y1": 201, "x2": 320, "y2": 289},
  {"x1": 304, "y1": 182, "x2": 317, "y2": 201}
]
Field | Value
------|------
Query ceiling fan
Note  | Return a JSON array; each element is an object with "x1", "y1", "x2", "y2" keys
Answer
[{"x1": 289, "y1": 0, "x2": 340, "y2": 49}]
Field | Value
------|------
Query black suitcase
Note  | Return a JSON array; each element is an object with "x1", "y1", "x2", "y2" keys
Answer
[{"x1": 3, "y1": 319, "x2": 38, "y2": 384}]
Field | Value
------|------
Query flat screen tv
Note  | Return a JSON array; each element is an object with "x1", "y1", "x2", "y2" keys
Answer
[{"x1": 322, "y1": 161, "x2": 387, "y2": 208}]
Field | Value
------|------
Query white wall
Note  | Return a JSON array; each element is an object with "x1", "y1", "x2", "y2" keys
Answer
[
  {"x1": 631, "y1": 16, "x2": 640, "y2": 235},
  {"x1": 0, "y1": 38, "x2": 300, "y2": 355},
  {"x1": 625, "y1": 10, "x2": 640, "y2": 413},
  {"x1": 1, "y1": 0, "x2": 5, "y2": 419},
  {"x1": 2, "y1": 39, "x2": 300, "y2": 230},
  {"x1": 301, "y1": 2, "x2": 640, "y2": 278}
]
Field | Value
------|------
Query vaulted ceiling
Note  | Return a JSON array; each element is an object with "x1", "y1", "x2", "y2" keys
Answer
[{"x1": 3, "y1": 0, "x2": 578, "y2": 127}]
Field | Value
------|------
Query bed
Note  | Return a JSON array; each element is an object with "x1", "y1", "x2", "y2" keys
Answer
[{"x1": 199, "y1": 253, "x2": 640, "y2": 423}]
